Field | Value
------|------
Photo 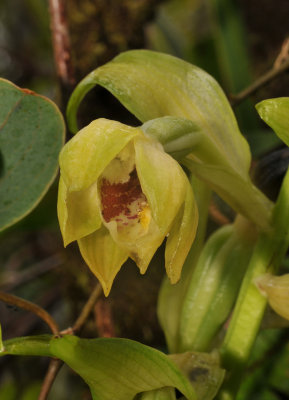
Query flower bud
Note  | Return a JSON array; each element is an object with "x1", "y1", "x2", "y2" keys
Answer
[{"x1": 255, "y1": 273, "x2": 289, "y2": 320}]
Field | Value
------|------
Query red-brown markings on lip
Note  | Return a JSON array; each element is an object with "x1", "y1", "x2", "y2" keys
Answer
[{"x1": 100, "y1": 169, "x2": 146, "y2": 222}]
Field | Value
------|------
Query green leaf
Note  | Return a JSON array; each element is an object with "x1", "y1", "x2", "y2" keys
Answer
[
  {"x1": 1, "y1": 335, "x2": 197, "y2": 400},
  {"x1": 67, "y1": 50, "x2": 250, "y2": 176},
  {"x1": 0, "y1": 79, "x2": 65, "y2": 231},
  {"x1": 256, "y1": 98, "x2": 289, "y2": 147},
  {"x1": 209, "y1": 0, "x2": 259, "y2": 132}
]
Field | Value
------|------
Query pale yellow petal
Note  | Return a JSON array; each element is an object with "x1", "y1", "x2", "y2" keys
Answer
[
  {"x1": 57, "y1": 176, "x2": 102, "y2": 246},
  {"x1": 57, "y1": 176, "x2": 69, "y2": 243},
  {"x1": 60, "y1": 119, "x2": 140, "y2": 191},
  {"x1": 165, "y1": 185, "x2": 198, "y2": 283},
  {"x1": 104, "y1": 215, "x2": 164, "y2": 275},
  {"x1": 78, "y1": 226, "x2": 129, "y2": 296},
  {"x1": 134, "y1": 136, "x2": 187, "y2": 234},
  {"x1": 256, "y1": 273, "x2": 289, "y2": 320}
]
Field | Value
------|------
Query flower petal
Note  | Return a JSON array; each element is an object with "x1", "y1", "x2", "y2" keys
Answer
[
  {"x1": 165, "y1": 185, "x2": 198, "y2": 284},
  {"x1": 256, "y1": 273, "x2": 289, "y2": 321},
  {"x1": 78, "y1": 226, "x2": 129, "y2": 296},
  {"x1": 134, "y1": 136, "x2": 187, "y2": 234},
  {"x1": 57, "y1": 176, "x2": 102, "y2": 246},
  {"x1": 105, "y1": 216, "x2": 164, "y2": 275},
  {"x1": 59, "y1": 119, "x2": 140, "y2": 191},
  {"x1": 57, "y1": 176, "x2": 68, "y2": 242}
]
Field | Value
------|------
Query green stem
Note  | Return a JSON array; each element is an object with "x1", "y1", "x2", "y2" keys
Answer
[
  {"x1": 183, "y1": 158, "x2": 273, "y2": 232},
  {"x1": 0, "y1": 335, "x2": 54, "y2": 358},
  {"x1": 218, "y1": 167, "x2": 289, "y2": 400}
]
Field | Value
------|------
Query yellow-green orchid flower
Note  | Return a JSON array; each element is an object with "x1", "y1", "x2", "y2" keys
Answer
[{"x1": 58, "y1": 118, "x2": 198, "y2": 295}]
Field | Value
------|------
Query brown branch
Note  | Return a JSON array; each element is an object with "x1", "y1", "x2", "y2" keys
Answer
[
  {"x1": 230, "y1": 38, "x2": 289, "y2": 107},
  {"x1": 48, "y1": 0, "x2": 75, "y2": 87},
  {"x1": 61, "y1": 284, "x2": 102, "y2": 335},
  {"x1": 0, "y1": 291, "x2": 59, "y2": 336},
  {"x1": 94, "y1": 298, "x2": 116, "y2": 337},
  {"x1": 38, "y1": 359, "x2": 63, "y2": 400}
]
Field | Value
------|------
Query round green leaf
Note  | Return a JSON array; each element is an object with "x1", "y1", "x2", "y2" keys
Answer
[{"x1": 0, "y1": 79, "x2": 65, "y2": 231}]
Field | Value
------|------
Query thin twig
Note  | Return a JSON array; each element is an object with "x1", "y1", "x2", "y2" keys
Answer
[
  {"x1": 37, "y1": 284, "x2": 102, "y2": 399},
  {"x1": 230, "y1": 57, "x2": 289, "y2": 107},
  {"x1": 38, "y1": 359, "x2": 63, "y2": 400},
  {"x1": 48, "y1": 0, "x2": 75, "y2": 87},
  {"x1": 61, "y1": 284, "x2": 102, "y2": 335},
  {"x1": 274, "y1": 38, "x2": 289, "y2": 69},
  {"x1": 230, "y1": 38, "x2": 289, "y2": 107},
  {"x1": 0, "y1": 291, "x2": 59, "y2": 336}
]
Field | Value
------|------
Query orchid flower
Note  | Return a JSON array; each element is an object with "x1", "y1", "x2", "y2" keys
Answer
[{"x1": 58, "y1": 118, "x2": 198, "y2": 295}]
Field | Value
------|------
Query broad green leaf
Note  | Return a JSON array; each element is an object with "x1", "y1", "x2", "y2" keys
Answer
[
  {"x1": 0, "y1": 79, "x2": 65, "y2": 231},
  {"x1": 256, "y1": 98, "x2": 289, "y2": 147},
  {"x1": 1, "y1": 335, "x2": 197, "y2": 400},
  {"x1": 67, "y1": 50, "x2": 250, "y2": 177}
]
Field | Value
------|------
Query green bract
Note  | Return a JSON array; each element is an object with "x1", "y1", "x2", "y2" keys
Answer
[
  {"x1": 58, "y1": 118, "x2": 198, "y2": 295},
  {"x1": 256, "y1": 97, "x2": 289, "y2": 147}
]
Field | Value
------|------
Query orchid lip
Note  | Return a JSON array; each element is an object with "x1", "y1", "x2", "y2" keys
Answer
[{"x1": 100, "y1": 168, "x2": 150, "y2": 232}]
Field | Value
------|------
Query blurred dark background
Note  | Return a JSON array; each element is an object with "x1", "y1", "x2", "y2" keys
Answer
[{"x1": 0, "y1": 1, "x2": 289, "y2": 399}]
